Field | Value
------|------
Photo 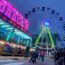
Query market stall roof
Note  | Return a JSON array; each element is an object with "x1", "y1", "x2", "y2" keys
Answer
[{"x1": 0, "y1": 19, "x2": 32, "y2": 39}]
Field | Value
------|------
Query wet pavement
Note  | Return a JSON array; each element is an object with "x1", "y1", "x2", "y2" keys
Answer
[{"x1": 0, "y1": 56, "x2": 54, "y2": 65}]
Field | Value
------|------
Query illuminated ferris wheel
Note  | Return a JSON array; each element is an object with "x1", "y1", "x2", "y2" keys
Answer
[{"x1": 24, "y1": 6, "x2": 64, "y2": 49}]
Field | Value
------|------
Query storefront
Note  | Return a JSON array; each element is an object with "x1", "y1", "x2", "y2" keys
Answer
[{"x1": 0, "y1": 0, "x2": 33, "y2": 50}]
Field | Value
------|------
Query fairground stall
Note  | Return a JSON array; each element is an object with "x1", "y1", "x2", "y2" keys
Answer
[{"x1": 0, "y1": 0, "x2": 34, "y2": 56}]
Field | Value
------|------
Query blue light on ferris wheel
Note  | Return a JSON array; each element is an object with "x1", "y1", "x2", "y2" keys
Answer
[{"x1": 45, "y1": 22, "x2": 49, "y2": 26}]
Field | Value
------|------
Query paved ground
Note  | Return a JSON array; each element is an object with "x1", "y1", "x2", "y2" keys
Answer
[{"x1": 0, "y1": 56, "x2": 54, "y2": 65}]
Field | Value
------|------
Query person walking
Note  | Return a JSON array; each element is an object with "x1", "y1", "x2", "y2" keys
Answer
[
  {"x1": 25, "y1": 46, "x2": 30, "y2": 59},
  {"x1": 38, "y1": 50, "x2": 41, "y2": 60},
  {"x1": 40, "y1": 50, "x2": 45, "y2": 62},
  {"x1": 56, "y1": 49, "x2": 63, "y2": 65},
  {"x1": 29, "y1": 50, "x2": 38, "y2": 63}
]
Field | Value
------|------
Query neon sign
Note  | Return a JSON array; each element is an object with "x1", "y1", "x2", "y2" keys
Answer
[
  {"x1": 1, "y1": 0, "x2": 6, "y2": 2},
  {"x1": 0, "y1": 0, "x2": 29, "y2": 30}
]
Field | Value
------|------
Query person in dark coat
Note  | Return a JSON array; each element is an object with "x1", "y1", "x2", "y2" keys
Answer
[
  {"x1": 62, "y1": 49, "x2": 65, "y2": 65},
  {"x1": 29, "y1": 50, "x2": 38, "y2": 63},
  {"x1": 25, "y1": 46, "x2": 30, "y2": 59},
  {"x1": 56, "y1": 49, "x2": 63, "y2": 65}
]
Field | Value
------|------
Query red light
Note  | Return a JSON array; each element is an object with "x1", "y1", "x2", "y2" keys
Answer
[
  {"x1": 0, "y1": 13, "x2": 2, "y2": 16},
  {"x1": 17, "y1": 26, "x2": 20, "y2": 28},
  {"x1": 21, "y1": 28, "x2": 23, "y2": 30},
  {"x1": 3, "y1": 16, "x2": 7, "y2": 20},
  {"x1": 24, "y1": 29, "x2": 26, "y2": 32},
  {"x1": 13, "y1": 23, "x2": 16, "y2": 26},
  {"x1": 9, "y1": 20, "x2": 12, "y2": 23}
]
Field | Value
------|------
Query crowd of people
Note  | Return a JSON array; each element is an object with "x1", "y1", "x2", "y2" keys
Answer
[
  {"x1": 25, "y1": 46, "x2": 65, "y2": 64},
  {"x1": 2, "y1": 44, "x2": 65, "y2": 65},
  {"x1": 25, "y1": 46, "x2": 46, "y2": 63},
  {"x1": 54, "y1": 49, "x2": 65, "y2": 65}
]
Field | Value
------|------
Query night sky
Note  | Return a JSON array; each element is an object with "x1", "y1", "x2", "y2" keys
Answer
[
  {"x1": 7, "y1": 0, "x2": 65, "y2": 41},
  {"x1": 4, "y1": 0, "x2": 65, "y2": 48}
]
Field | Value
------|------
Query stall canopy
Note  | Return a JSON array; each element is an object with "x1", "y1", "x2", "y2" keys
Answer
[{"x1": 0, "y1": 19, "x2": 32, "y2": 41}]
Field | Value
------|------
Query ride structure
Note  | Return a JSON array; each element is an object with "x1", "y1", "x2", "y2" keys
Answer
[{"x1": 35, "y1": 21, "x2": 55, "y2": 48}]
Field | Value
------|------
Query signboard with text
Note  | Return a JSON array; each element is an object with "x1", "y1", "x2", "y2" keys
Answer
[{"x1": 0, "y1": 0, "x2": 29, "y2": 30}]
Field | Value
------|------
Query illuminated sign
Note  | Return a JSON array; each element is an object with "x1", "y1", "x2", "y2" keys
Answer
[
  {"x1": 1, "y1": 0, "x2": 6, "y2": 2},
  {"x1": 0, "y1": 0, "x2": 29, "y2": 30}
]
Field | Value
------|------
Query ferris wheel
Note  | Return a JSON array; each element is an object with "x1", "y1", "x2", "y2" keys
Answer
[{"x1": 24, "y1": 6, "x2": 65, "y2": 48}]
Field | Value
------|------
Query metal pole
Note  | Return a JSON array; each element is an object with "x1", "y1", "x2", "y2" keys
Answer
[
  {"x1": 26, "y1": 40, "x2": 28, "y2": 47},
  {"x1": 41, "y1": 35, "x2": 43, "y2": 46},
  {"x1": 46, "y1": 27, "x2": 49, "y2": 57},
  {"x1": 17, "y1": 35, "x2": 20, "y2": 44},
  {"x1": 30, "y1": 40, "x2": 31, "y2": 48},
  {"x1": 47, "y1": 42, "x2": 48, "y2": 57},
  {"x1": 6, "y1": 27, "x2": 15, "y2": 41},
  {"x1": 30, "y1": 38, "x2": 32, "y2": 48}
]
